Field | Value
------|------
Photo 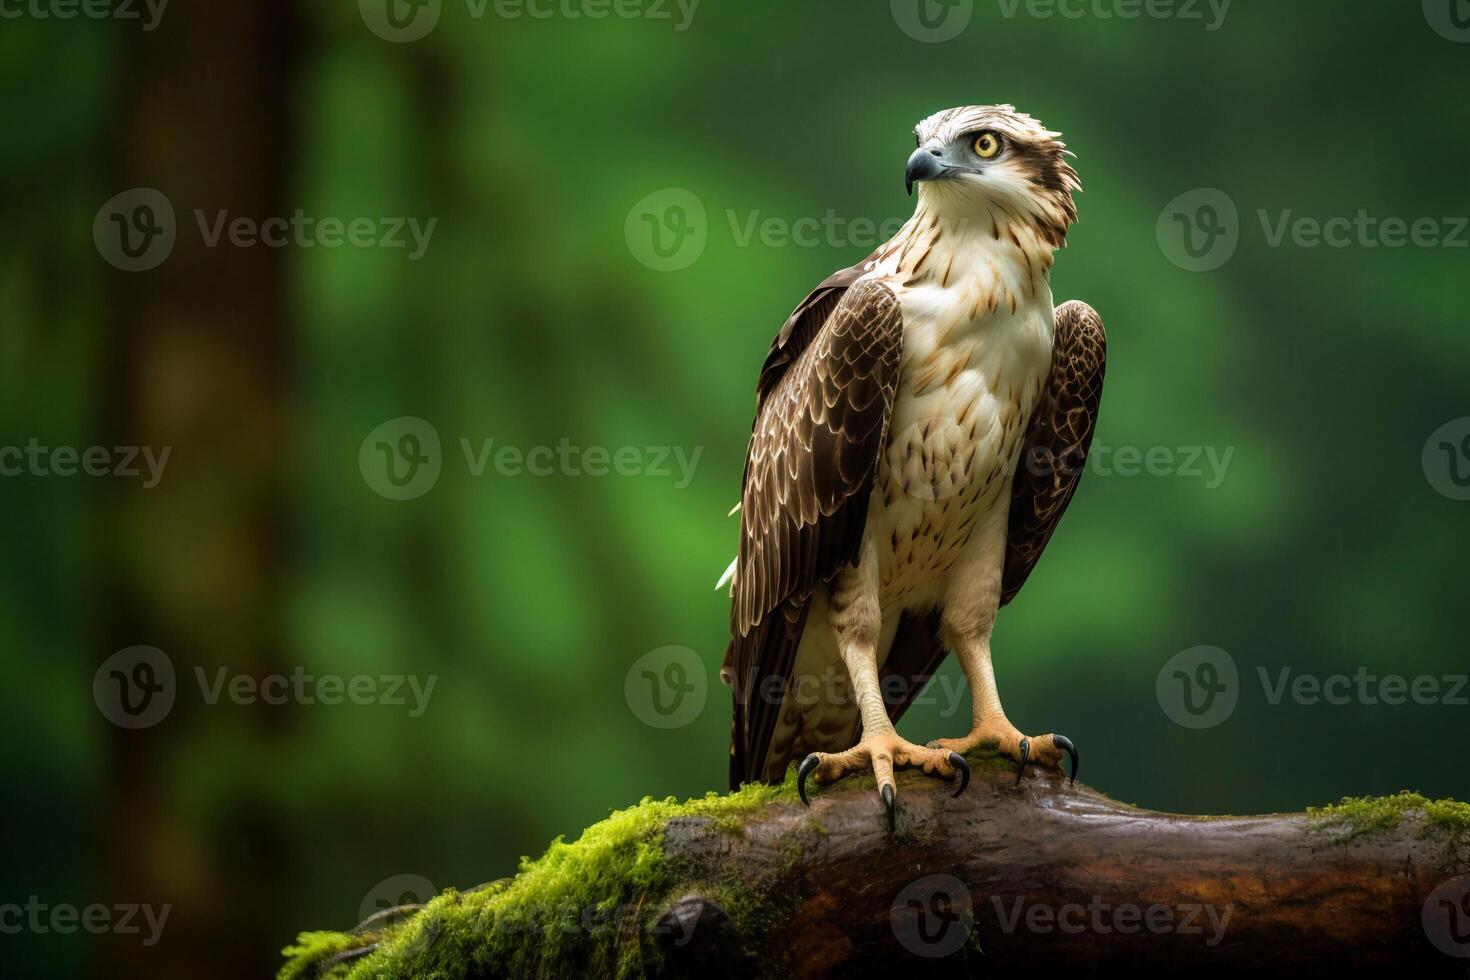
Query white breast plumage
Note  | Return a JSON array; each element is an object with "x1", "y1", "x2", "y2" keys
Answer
[{"x1": 864, "y1": 220, "x2": 1056, "y2": 610}]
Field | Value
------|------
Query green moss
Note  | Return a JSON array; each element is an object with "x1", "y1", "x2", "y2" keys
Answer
[
  {"x1": 278, "y1": 932, "x2": 374, "y2": 980},
  {"x1": 278, "y1": 778, "x2": 797, "y2": 980},
  {"x1": 278, "y1": 747, "x2": 1010, "y2": 980},
  {"x1": 1307, "y1": 790, "x2": 1470, "y2": 845}
]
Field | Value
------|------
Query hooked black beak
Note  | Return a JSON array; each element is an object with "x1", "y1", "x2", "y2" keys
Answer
[{"x1": 905, "y1": 147, "x2": 946, "y2": 196}]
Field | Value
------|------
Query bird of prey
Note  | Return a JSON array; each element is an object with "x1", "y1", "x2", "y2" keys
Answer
[{"x1": 719, "y1": 105, "x2": 1105, "y2": 827}]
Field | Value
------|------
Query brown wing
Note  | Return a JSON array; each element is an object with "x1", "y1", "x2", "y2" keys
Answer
[
  {"x1": 875, "y1": 300, "x2": 1106, "y2": 724},
  {"x1": 1000, "y1": 300, "x2": 1107, "y2": 604},
  {"x1": 727, "y1": 275, "x2": 903, "y2": 788}
]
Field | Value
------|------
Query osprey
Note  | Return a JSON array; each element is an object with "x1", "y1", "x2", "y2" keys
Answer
[{"x1": 720, "y1": 105, "x2": 1106, "y2": 826}]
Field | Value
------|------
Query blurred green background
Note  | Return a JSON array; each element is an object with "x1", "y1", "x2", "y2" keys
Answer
[{"x1": 2, "y1": 1, "x2": 1467, "y2": 976}]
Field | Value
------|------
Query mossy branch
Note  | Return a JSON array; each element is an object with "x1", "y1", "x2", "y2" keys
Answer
[{"x1": 279, "y1": 750, "x2": 1470, "y2": 979}]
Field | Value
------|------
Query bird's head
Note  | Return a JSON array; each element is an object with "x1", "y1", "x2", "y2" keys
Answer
[{"x1": 906, "y1": 104, "x2": 1080, "y2": 247}]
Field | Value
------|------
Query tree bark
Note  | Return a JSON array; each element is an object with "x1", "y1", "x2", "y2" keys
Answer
[
  {"x1": 101, "y1": 5, "x2": 300, "y2": 979},
  {"x1": 651, "y1": 765, "x2": 1470, "y2": 978},
  {"x1": 285, "y1": 762, "x2": 1470, "y2": 979}
]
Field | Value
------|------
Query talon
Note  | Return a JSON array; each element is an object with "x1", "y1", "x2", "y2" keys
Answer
[
  {"x1": 881, "y1": 783, "x2": 896, "y2": 832},
  {"x1": 947, "y1": 752, "x2": 970, "y2": 797},
  {"x1": 1053, "y1": 734, "x2": 1078, "y2": 786},
  {"x1": 1014, "y1": 737, "x2": 1030, "y2": 786},
  {"x1": 797, "y1": 754, "x2": 820, "y2": 806}
]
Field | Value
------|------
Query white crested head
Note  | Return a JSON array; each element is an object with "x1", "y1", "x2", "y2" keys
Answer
[{"x1": 906, "y1": 104, "x2": 1081, "y2": 248}]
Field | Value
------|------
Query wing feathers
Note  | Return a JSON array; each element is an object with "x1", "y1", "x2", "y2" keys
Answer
[
  {"x1": 731, "y1": 279, "x2": 903, "y2": 638},
  {"x1": 728, "y1": 274, "x2": 903, "y2": 787},
  {"x1": 1000, "y1": 299, "x2": 1107, "y2": 605}
]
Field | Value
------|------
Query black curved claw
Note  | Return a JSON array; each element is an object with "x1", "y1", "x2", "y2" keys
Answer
[
  {"x1": 881, "y1": 783, "x2": 896, "y2": 833},
  {"x1": 797, "y1": 754, "x2": 820, "y2": 806},
  {"x1": 947, "y1": 752, "x2": 971, "y2": 798},
  {"x1": 1014, "y1": 737, "x2": 1031, "y2": 786},
  {"x1": 1052, "y1": 734, "x2": 1079, "y2": 786}
]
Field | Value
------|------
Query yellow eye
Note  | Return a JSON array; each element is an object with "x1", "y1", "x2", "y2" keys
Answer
[{"x1": 973, "y1": 132, "x2": 1001, "y2": 159}]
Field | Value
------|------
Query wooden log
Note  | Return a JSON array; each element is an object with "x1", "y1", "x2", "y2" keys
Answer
[{"x1": 278, "y1": 752, "x2": 1470, "y2": 979}]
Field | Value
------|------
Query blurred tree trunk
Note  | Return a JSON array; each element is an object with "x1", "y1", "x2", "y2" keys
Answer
[{"x1": 99, "y1": 3, "x2": 300, "y2": 978}]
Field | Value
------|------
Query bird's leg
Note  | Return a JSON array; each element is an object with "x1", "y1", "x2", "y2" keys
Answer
[
  {"x1": 797, "y1": 542, "x2": 969, "y2": 828},
  {"x1": 927, "y1": 535, "x2": 1078, "y2": 785},
  {"x1": 926, "y1": 626, "x2": 1077, "y2": 785}
]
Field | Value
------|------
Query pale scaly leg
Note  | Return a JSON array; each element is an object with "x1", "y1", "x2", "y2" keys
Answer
[
  {"x1": 927, "y1": 517, "x2": 1078, "y2": 785},
  {"x1": 796, "y1": 540, "x2": 970, "y2": 830}
]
